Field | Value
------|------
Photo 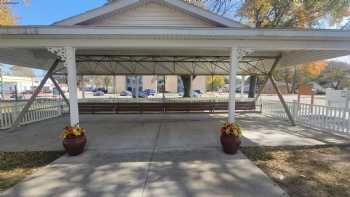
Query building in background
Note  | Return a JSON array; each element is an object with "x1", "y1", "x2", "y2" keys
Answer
[
  {"x1": 0, "y1": 75, "x2": 55, "y2": 100},
  {"x1": 116, "y1": 75, "x2": 207, "y2": 94}
]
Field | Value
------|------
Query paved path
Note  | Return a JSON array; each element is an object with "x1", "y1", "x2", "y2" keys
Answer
[
  {"x1": 0, "y1": 113, "x2": 349, "y2": 152},
  {"x1": 1, "y1": 149, "x2": 288, "y2": 197}
]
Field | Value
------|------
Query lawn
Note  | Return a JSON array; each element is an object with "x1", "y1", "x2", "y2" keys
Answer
[
  {"x1": 241, "y1": 145, "x2": 350, "y2": 197},
  {"x1": 0, "y1": 151, "x2": 64, "y2": 192}
]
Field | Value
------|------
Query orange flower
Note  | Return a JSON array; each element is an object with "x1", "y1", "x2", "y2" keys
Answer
[
  {"x1": 59, "y1": 125, "x2": 85, "y2": 140},
  {"x1": 219, "y1": 122, "x2": 242, "y2": 138}
]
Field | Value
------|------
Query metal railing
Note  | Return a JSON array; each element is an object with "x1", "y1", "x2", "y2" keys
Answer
[
  {"x1": 262, "y1": 100, "x2": 350, "y2": 134},
  {"x1": 0, "y1": 99, "x2": 68, "y2": 130}
]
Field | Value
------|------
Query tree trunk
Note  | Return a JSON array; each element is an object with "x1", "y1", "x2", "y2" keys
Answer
[
  {"x1": 284, "y1": 79, "x2": 290, "y2": 93},
  {"x1": 248, "y1": 75, "x2": 257, "y2": 98},
  {"x1": 291, "y1": 66, "x2": 298, "y2": 94},
  {"x1": 181, "y1": 75, "x2": 192, "y2": 97}
]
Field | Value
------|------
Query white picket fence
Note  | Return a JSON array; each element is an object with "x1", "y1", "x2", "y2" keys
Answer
[
  {"x1": 262, "y1": 100, "x2": 350, "y2": 134},
  {"x1": 0, "y1": 99, "x2": 68, "y2": 130}
]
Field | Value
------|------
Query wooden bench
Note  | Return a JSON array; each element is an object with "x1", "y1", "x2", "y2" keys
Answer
[{"x1": 79, "y1": 101, "x2": 257, "y2": 114}]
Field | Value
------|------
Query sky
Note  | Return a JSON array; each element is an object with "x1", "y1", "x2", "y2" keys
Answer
[
  {"x1": 2, "y1": 0, "x2": 350, "y2": 76},
  {"x1": 2, "y1": 0, "x2": 107, "y2": 76},
  {"x1": 11, "y1": 0, "x2": 107, "y2": 25}
]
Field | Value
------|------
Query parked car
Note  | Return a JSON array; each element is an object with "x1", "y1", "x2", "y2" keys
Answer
[
  {"x1": 178, "y1": 90, "x2": 202, "y2": 97},
  {"x1": 83, "y1": 87, "x2": 94, "y2": 92},
  {"x1": 192, "y1": 91, "x2": 201, "y2": 97},
  {"x1": 144, "y1": 89, "x2": 156, "y2": 96},
  {"x1": 22, "y1": 90, "x2": 33, "y2": 94},
  {"x1": 133, "y1": 91, "x2": 145, "y2": 98},
  {"x1": 93, "y1": 88, "x2": 108, "y2": 94},
  {"x1": 120, "y1": 90, "x2": 132, "y2": 96},
  {"x1": 93, "y1": 91, "x2": 105, "y2": 96},
  {"x1": 193, "y1": 90, "x2": 203, "y2": 95}
]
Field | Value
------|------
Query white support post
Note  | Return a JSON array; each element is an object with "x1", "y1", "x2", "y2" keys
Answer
[
  {"x1": 113, "y1": 75, "x2": 117, "y2": 94},
  {"x1": 0, "y1": 66, "x2": 4, "y2": 100},
  {"x1": 81, "y1": 75, "x2": 85, "y2": 99},
  {"x1": 228, "y1": 47, "x2": 239, "y2": 123},
  {"x1": 241, "y1": 75, "x2": 245, "y2": 97},
  {"x1": 345, "y1": 90, "x2": 350, "y2": 110},
  {"x1": 135, "y1": 75, "x2": 139, "y2": 102},
  {"x1": 190, "y1": 76, "x2": 193, "y2": 98},
  {"x1": 65, "y1": 47, "x2": 79, "y2": 126},
  {"x1": 163, "y1": 75, "x2": 166, "y2": 101}
]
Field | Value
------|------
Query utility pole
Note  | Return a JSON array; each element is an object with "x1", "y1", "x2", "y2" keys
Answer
[{"x1": 0, "y1": 66, "x2": 4, "y2": 100}]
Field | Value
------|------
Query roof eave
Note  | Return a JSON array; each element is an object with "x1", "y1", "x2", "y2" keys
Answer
[{"x1": 1, "y1": 26, "x2": 350, "y2": 41}]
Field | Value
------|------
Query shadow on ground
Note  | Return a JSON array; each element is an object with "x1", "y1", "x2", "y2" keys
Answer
[{"x1": 1, "y1": 150, "x2": 287, "y2": 197}]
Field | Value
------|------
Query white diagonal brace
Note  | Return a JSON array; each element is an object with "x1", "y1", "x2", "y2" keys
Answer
[
  {"x1": 255, "y1": 55, "x2": 282, "y2": 101},
  {"x1": 269, "y1": 75, "x2": 296, "y2": 126},
  {"x1": 9, "y1": 59, "x2": 60, "y2": 130},
  {"x1": 49, "y1": 75, "x2": 69, "y2": 105}
]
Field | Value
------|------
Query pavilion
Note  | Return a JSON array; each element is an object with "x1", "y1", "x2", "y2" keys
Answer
[{"x1": 0, "y1": 0, "x2": 349, "y2": 129}]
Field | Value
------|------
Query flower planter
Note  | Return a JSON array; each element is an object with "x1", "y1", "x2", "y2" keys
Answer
[
  {"x1": 220, "y1": 134, "x2": 241, "y2": 155},
  {"x1": 63, "y1": 134, "x2": 87, "y2": 156}
]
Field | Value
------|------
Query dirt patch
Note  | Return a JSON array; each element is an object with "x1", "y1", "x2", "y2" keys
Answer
[
  {"x1": 241, "y1": 145, "x2": 350, "y2": 197},
  {"x1": 0, "y1": 151, "x2": 64, "y2": 191}
]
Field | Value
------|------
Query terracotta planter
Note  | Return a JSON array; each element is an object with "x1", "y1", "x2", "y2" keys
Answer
[
  {"x1": 220, "y1": 134, "x2": 241, "y2": 155},
  {"x1": 63, "y1": 134, "x2": 87, "y2": 156}
]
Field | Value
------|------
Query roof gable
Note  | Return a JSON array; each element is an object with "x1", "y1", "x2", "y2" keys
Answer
[
  {"x1": 53, "y1": 0, "x2": 244, "y2": 28},
  {"x1": 79, "y1": 2, "x2": 218, "y2": 27}
]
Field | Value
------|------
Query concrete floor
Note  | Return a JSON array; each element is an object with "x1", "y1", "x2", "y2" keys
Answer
[
  {"x1": 1, "y1": 113, "x2": 350, "y2": 197},
  {"x1": 1, "y1": 149, "x2": 288, "y2": 197},
  {"x1": 0, "y1": 113, "x2": 349, "y2": 152}
]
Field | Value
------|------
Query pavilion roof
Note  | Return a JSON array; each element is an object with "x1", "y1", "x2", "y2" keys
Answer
[{"x1": 0, "y1": 26, "x2": 349, "y2": 76}]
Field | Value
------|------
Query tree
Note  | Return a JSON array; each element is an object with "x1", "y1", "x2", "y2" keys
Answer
[
  {"x1": 207, "y1": 75, "x2": 225, "y2": 91},
  {"x1": 316, "y1": 61, "x2": 350, "y2": 90},
  {"x1": 237, "y1": 0, "x2": 350, "y2": 28},
  {"x1": 0, "y1": 0, "x2": 16, "y2": 25},
  {"x1": 181, "y1": 75, "x2": 192, "y2": 97},
  {"x1": 103, "y1": 76, "x2": 112, "y2": 89},
  {"x1": 236, "y1": 1, "x2": 349, "y2": 93},
  {"x1": 273, "y1": 60, "x2": 327, "y2": 93}
]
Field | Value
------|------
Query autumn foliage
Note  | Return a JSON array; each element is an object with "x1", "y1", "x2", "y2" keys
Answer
[
  {"x1": 298, "y1": 60, "x2": 327, "y2": 79},
  {"x1": 0, "y1": 0, "x2": 16, "y2": 25}
]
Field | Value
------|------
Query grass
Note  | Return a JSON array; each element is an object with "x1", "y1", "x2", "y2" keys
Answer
[
  {"x1": 241, "y1": 145, "x2": 350, "y2": 197},
  {"x1": 0, "y1": 151, "x2": 64, "y2": 192}
]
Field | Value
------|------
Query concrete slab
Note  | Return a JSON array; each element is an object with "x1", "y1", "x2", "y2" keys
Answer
[
  {"x1": 156, "y1": 118, "x2": 221, "y2": 151},
  {"x1": 144, "y1": 150, "x2": 287, "y2": 197},
  {"x1": 1, "y1": 151, "x2": 151, "y2": 197},
  {"x1": 238, "y1": 114, "x2": 350, "y2": 146},
  {"x1": 1, "y1": 113, "x2": 349, "y2": 152},
  {"x1": 1, "y1": 149, "x2": 288, "y2": 197}
]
